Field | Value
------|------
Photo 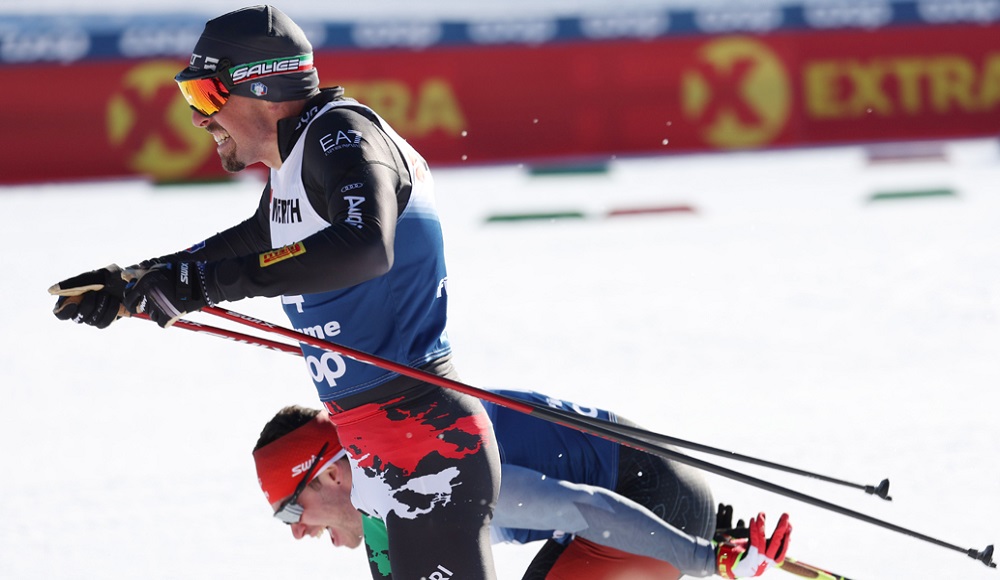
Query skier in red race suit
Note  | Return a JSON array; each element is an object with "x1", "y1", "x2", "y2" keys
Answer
[{"x1": 252, "y1": 390, "x2": 792, "y2": 579}]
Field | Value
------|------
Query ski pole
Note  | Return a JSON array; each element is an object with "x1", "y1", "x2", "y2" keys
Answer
[
  {"x1": 192, "y1": 306, "x2": 995, "y2": 568},
  {"x1": 146, "y1": 310, "x2": 892, "y2": 499},
  {"x1": 133, "y1": 313, "x2": 302, "y2": 355},
  {"x1": 133, "y1": 311, "x2": 872, "y2": 578},
  {"x1": 598, "y1": 419, "x2": 890, "y2": 500},
  {"x1": 137, "y1": 321, "x2": 862, "y2": 580},
  {"x1": 778, "y1": 557, "x2": 854, "y2": 580}
]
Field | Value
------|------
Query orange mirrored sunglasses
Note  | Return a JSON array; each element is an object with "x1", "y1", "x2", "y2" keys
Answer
[{"x1": 175, "y1": 65, "x2": 234, "y2": 117}]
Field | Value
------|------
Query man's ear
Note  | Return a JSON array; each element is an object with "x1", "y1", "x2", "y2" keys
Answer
[
  {"x1": 310, "y1": 465, "x2": 339, "y2": 490},
  {"x1": 308, "y1": 468, "x2": 333, "y2": 491}
]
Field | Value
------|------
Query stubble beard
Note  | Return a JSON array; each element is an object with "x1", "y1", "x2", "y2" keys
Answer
[
  {"x1": 220, "y1": 148, "x2": 246, "y2": 173},
  {"x1": 208, "y1": 121, "x2": 246, "y2": 173}
]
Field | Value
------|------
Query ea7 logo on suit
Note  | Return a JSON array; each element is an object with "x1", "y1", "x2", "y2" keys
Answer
[{"x1": 320, "y1": 130, "x2": 363, "y2": 155}]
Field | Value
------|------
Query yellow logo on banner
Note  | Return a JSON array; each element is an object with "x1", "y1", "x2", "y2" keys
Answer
[
  {"x1": 106, "y1": 60, "x2": 214, "y2": 180},
  {"x1": 682, "y1": 37, "x2": 791, "y2": 149},
  {"x1": 804, "y1": 53, "x2": 1000, "y2": 118}
]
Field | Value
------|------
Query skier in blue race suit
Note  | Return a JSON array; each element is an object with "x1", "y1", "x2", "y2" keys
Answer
[
  {"x1": 252, "y1": 390, "x2": 793, "y2": 579},
  {"x1": 49, "y1": 6, "x2": 500, "y2": 579}
]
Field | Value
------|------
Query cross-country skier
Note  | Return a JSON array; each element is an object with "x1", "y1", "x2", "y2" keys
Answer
[
  {"x1": 252, "y1": 390, "x2": 792, "y2": 579},
  {"x1": 49, "y1": 5, "x2": 501, "y2": 578}
]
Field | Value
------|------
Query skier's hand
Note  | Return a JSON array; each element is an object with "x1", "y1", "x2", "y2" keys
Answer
[
  {"x1": 123, "y1": 262, "x2": 211, "y2": 328},
  {"x1": 49, "y1": 265, "x2": 127, "y2": 329},
  {"x1": 714, "y1": 512, "x2": 791, "y2": 578},
  {"x1": 716, "y1": 503, "x2": 742, "y2": 536}
]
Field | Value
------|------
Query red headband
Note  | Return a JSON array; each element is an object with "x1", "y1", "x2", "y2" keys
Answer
[{"x1": 252, "y1": 412, "x2": 342, "y2": 505}]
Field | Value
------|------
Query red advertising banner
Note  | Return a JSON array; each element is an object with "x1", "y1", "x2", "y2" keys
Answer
[{"x1": 1, "y1": 24, "x2": 997, "y2": 184}]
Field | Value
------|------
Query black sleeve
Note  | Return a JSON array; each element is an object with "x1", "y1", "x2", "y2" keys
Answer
[{"x1": 205, "y1": 108, "x2": 407, "y2": 302}]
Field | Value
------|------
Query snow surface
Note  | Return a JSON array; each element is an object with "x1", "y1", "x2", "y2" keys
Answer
[{"x1": 1, "y1": 139, "x2": 998, "y2": 579}]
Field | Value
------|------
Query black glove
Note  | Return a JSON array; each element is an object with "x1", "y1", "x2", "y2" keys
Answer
[
  {"x1": 715, "y1": 503, "x2": 750, "y2": 541},
  {"x1": 49, "y1": 265, "x2": 127, "y2": 329},
  {"x1": 122, "y1": 262, "x2": 213, "y2": 328}
]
